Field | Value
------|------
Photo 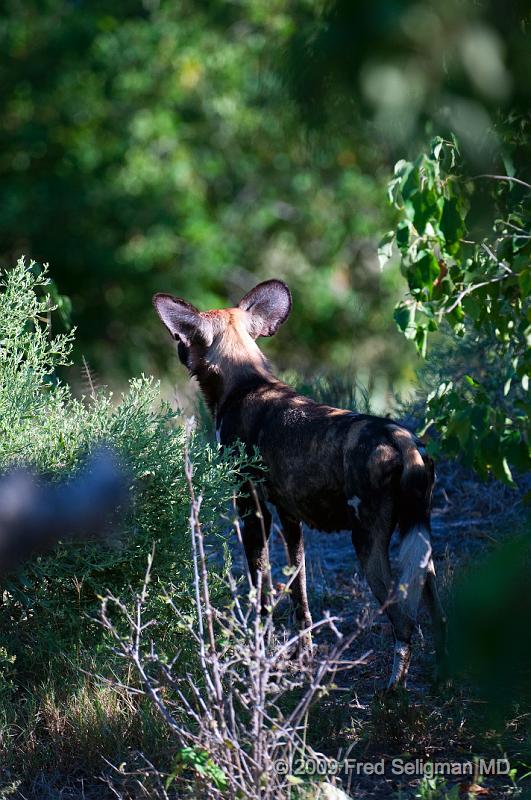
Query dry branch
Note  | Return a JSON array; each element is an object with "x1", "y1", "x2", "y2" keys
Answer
[{"x1": 96, "y1": 422, "x2": 372, "y2": 799}]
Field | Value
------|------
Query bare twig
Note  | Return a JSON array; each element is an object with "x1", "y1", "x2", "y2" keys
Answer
[
  {"x1": 471, "y1": 174, "x2": 531, "y2": 190},
  {"x1": 443, "y1": 272, "x2": 511, "y2": 316}
]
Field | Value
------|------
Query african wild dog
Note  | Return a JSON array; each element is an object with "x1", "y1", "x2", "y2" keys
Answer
[{"x1": 153, "y1": 280, "x2": 447, "y2": 688}]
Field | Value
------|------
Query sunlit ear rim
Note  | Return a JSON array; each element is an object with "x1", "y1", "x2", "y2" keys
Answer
[
  {"x1": 238, "y1": 279, "x2": 292, "y2": 338},
  {"x1": 238, "y1": 279, "x2": 291, "y2": 313},
  {"x1": 152, "y1": 292, "x2": 200, "y2": 317},
  {"x1": 152, "y1": 293, "x2": 212, "y2": 346}
]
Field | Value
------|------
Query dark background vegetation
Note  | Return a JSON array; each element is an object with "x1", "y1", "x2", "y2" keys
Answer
[
  {"x1": 2, "y1": 1, "x2": 527, "y2": 397},
  {"x1": 0, "y1": 0, "x2": 402, "y2": 388}
]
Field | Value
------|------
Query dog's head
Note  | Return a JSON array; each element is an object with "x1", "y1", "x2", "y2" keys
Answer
[{"x1": 153, "y1": 280, "x2": 291, "y2": 405}]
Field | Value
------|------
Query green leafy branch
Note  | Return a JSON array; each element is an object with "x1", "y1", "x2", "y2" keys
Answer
[{"x1": 380, "y1": 136, "x2": 530, "y2": 483}]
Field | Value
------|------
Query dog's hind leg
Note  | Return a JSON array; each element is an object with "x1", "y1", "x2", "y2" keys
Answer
[{"x1": 350, "y1": 497, "x2": 417, "y2": 688}]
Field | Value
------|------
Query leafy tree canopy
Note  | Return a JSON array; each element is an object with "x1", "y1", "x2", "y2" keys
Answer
[{"x1": 285, "y1": 0, "x2": 530, "y2": 157}]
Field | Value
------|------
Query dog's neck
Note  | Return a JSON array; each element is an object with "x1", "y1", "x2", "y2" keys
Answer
[{"x1": 193, "y1": 352, "x2": 275, "y2": 418}]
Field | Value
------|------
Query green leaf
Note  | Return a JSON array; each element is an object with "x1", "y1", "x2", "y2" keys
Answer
[
  {"x1": 395, "y1": 220, "x2": 411, "y2": 253},
  {"x1": 439, "y1": 196, "x2": 466, "y2": 247},
  {"x1": 408, "y1": 251, "x2": 440, "y2": 295},
  {"x1": 496, "y1": 236, "x2": 514, "y2": 263},
  {"x1": 431, "y1": 136, "x2": 444, "y2": 160},
  {"x1": 393, "y1": 158, "x2": 409, "y2": 175},
  {"x1": 462, "y1": 294, "x2": 481, "y2": 321},
  {"x1": 401, "y1": 164, "x2": 419, "y2": 202},
  {"x1": 377, "y1": 231, "x2": 395, "y2": 269},
  {"x1": 501, "y1": 152, "x2": 515, "y2": 178},
  {"x1": 415, "y1": 324, "x2": 428, "y2": 357},
  {"x1": 470, "y1": 404, "x2": 487, "y2": 432},
  {"x1": 480, "y1": 431, "x2": 499, "y2": 467},
  {"x1": 505, "y1": 439, "x2": 530, "y2": 472},
  {"x1": 518, "y1": 267, "x2": 531, "y2": 299},
  {"x1": 393, "y1": 302, "x2": 416, "y2": 338},
  {"x1": 501, "y1": 457, "x2": 514, "y2": 485},
  {"x1": 447, "y1": 410, "x2": 471, "y2": 446},
  {"x1": 411, "y1": 189, "x2": 440, "y2": 234}
]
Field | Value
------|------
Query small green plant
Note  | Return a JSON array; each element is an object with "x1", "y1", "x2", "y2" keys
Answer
[
  {"x1": 415, "y1": 773, "x2": 460, "y2": 800},
  {"x1": 167, "y1": 746, "x2": 228, "y2": 793}
]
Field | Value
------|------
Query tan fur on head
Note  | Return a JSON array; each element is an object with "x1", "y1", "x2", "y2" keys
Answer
[{"x1": 201, "y1": 308, "x2": 272, "y2": 392}]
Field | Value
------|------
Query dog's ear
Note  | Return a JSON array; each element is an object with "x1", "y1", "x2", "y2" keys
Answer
[
  {"x1": 238, "y1": 280, "x2": 292, "y2": 339},
  {"x1": 152, "y1": 294, "x2": 213, "y2": 347}
]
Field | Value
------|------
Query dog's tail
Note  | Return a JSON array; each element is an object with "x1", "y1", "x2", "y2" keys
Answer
[{"x1": 390, "y1": 426, "x2": 435, "y2": 621}]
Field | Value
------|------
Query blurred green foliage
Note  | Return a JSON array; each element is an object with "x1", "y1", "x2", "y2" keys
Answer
[
  {"x1": 1, "y1": 0, "x2": 528, "y2": 463},
  {"x1": 449, "y1": 533, "x2": 531, "y2": 724},
  {"x1": 0, "y1": 0, "x2": 410, "y2": 387},
  {"x1": 382, "y1": 136, "x2": 530, "y2": 483},
  {"x1": 284, "y1": 0, "x2": 530, "y2": 157}
]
